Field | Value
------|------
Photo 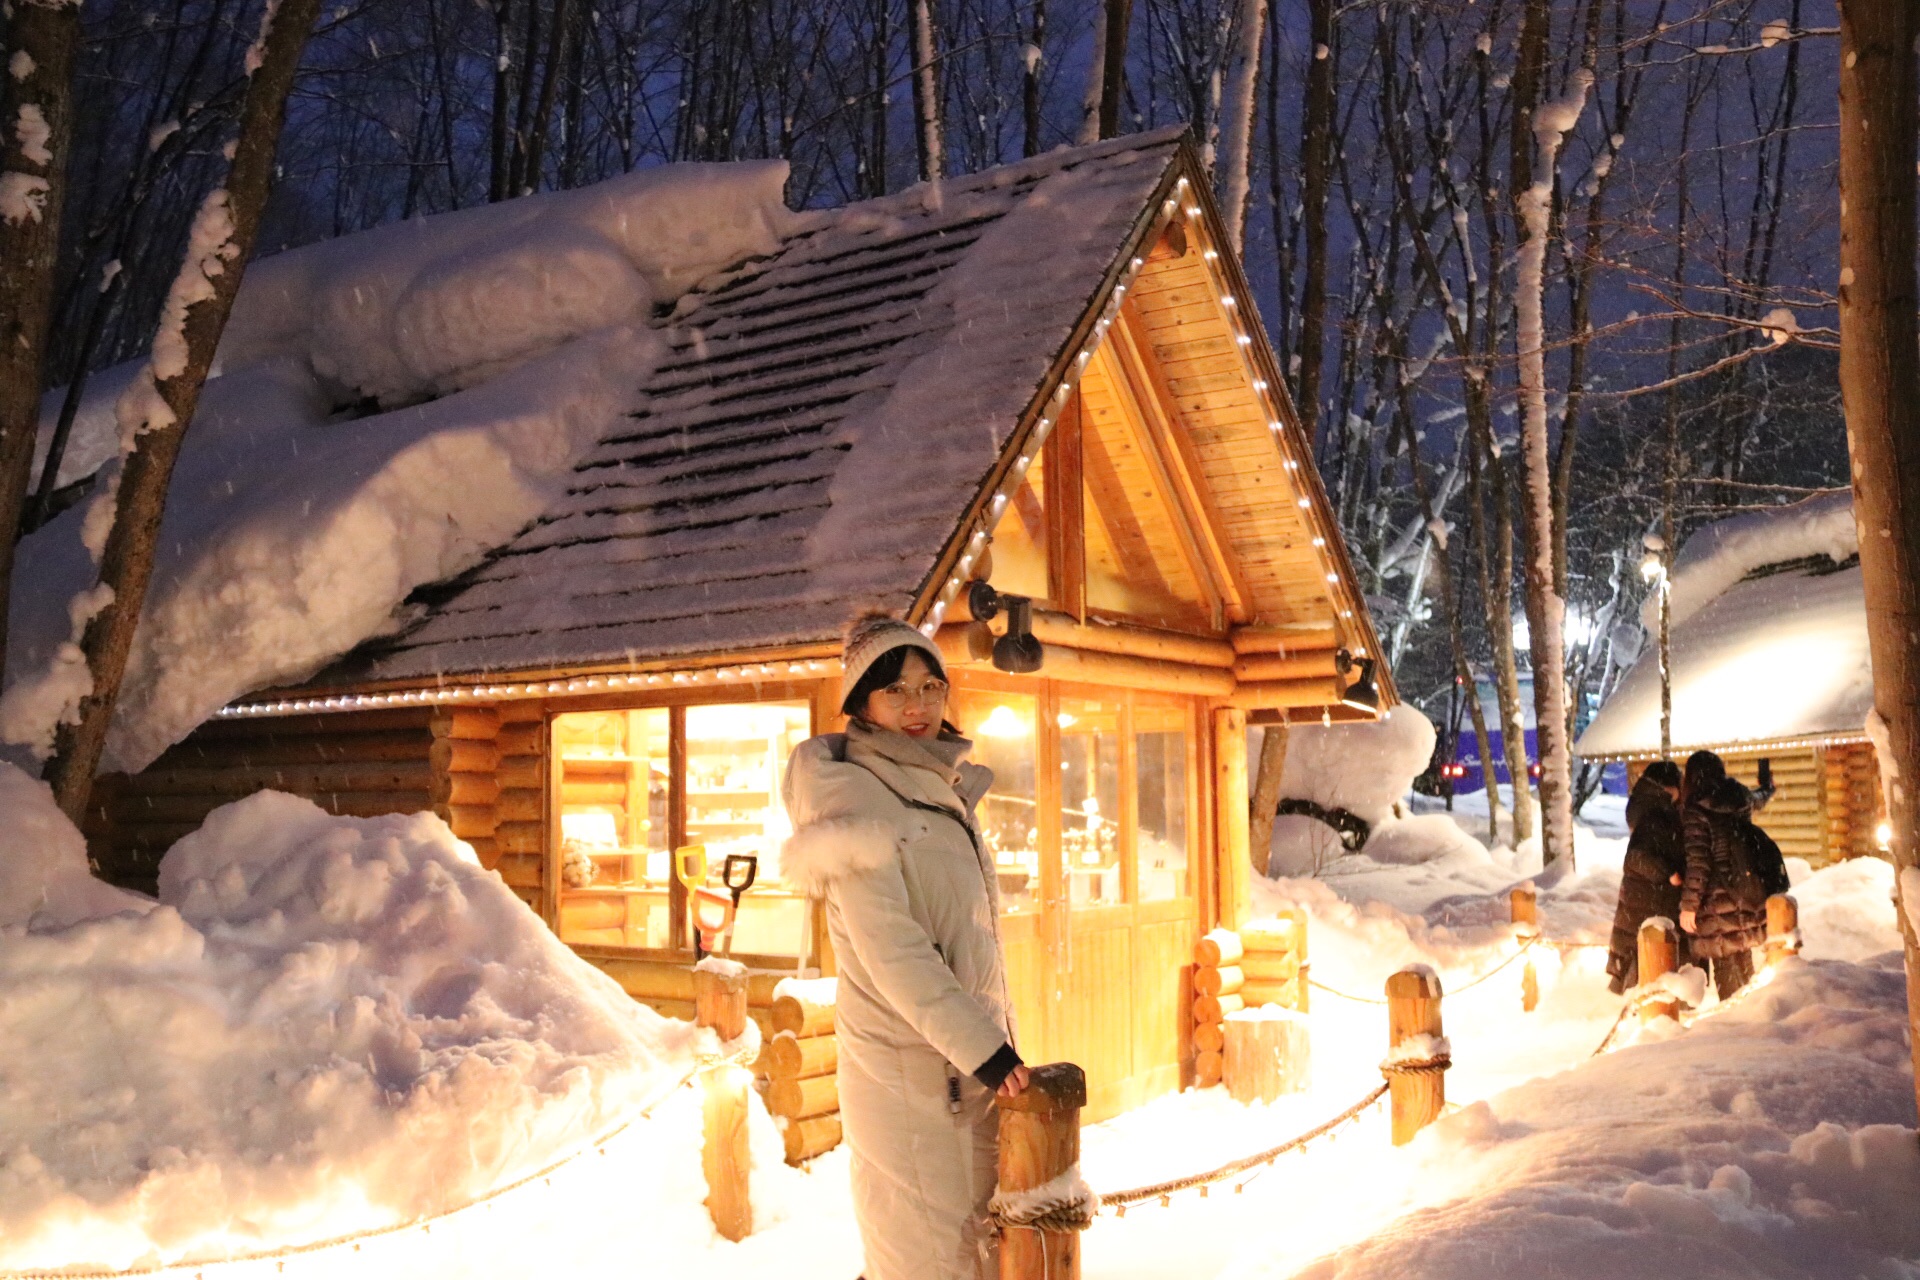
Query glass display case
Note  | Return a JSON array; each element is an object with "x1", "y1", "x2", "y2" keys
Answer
[{"x1": 683, "y1": 701, "x2": 811, "y2": 956}]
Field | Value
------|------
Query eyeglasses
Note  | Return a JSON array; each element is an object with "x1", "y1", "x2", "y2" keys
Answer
[{"x1": 875, "y1": 678, "x2": 950, "y2": 710}]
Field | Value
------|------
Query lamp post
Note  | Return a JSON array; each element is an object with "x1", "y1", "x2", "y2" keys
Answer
[{"x1": 1640, "y1": 534, "x2": 1672, "y2": 760}]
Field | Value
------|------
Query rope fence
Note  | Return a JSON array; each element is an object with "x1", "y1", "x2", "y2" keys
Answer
[{"x1": 1095, "y1": 1082, "x2": 1390, "y2": 1214}]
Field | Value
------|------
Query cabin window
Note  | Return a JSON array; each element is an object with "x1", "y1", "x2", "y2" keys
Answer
[
  {"x1": 1059, "y1": 696, "x2": 1124, "y2": 906},
  {"x1": 1133, "y1": 699, "x2": 1190, "y2": 902},
  {"x1": 951, "y1": 687, "x2": 1041, "y2": 914},
  {"x1": 683, "y1": 701, "x2": 811, "y2": 955},
  {"x1": 555, "y1": 709, "x2": 673, "y2": 948},
  {"x1": 550, "y1": 698, "x2": 811, "y2": 958}
]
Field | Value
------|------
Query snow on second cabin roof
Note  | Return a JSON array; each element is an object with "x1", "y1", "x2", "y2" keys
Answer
[
  {"x1": 1577, "y1": 491, "x2": 1869, "y2": 759},
  {"x1": 318, "y1": 127, "x2": 1188, "y2": 686}
]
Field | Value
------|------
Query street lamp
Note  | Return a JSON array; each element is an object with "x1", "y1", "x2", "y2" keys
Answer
[{"x1": 1641, "y1": 533, "x2": 1672, "y2": 759}]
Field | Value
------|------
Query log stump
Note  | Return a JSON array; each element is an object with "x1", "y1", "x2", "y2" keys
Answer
[
  {"x1": 1223, "y1": 1007, "x2": 1311, "y2": 1104},
  {"x1": 1765, "y1": 893, "x2": 1801, "y2": 967},
  {"x1": 1637, "y1": 917, "x2": 1681, "y2": 1023},
  {"x1": 996, "y1": 1063, "x2": 1088, "y2": 1280}
]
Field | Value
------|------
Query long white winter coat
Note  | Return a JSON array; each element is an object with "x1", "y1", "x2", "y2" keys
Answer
[{"x1": 781, "y1": 721, "x2": 1014, "y2": 1280}]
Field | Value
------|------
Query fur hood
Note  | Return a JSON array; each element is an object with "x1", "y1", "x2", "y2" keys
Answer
[{"x1": 780, "y1": 816, "x2": 901, "y2": 898}]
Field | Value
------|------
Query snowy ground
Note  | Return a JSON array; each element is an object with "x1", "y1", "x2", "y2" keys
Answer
[{"x1": 0, "y1": 763, "x2": 1911, "y2": 1279}]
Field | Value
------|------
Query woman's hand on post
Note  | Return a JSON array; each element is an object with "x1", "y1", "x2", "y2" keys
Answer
[
  {"x1": 1679, "y1": 909, "x2": 1697, "y2": 934},
  {"x1": 996, "y1": 1064, "x2": 1031, "y2": 1099}
]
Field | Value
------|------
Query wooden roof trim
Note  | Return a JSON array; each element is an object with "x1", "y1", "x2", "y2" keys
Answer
[
  {"x1": 906, "y1": 142, "x2": 1191, "y2": 632},
  {"x1": 1581, "y1": 730, "x2": 1873, "y2": 764},
  {"x1": 1164, "y1": 149, "x2": 1397, "y2": 704}
]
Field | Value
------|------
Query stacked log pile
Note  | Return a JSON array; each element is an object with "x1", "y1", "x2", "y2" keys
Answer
[
  {"x1": 763, "y1": 983, "x2": 842, "y2": 1164},
  {"x1": 1191, "y1": 909, "x2": 1309, "y2": 1088},
  {"x1": 86, "y1": 707, "x2": 435, "y2": 892},
  {"x1": 431, "y1": 704, "x2": 500, "y2": 860},
  {"x1": 492, "y1": 709, "x2": 548, "y2": 908},
  {"x1": 1727, "y1": 750, "x2": 1825, "y2": 863}
]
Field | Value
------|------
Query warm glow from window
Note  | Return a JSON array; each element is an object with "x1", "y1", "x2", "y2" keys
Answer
[{"x1": 980, "y1": 704, "x2": 1031, "y2": 738}]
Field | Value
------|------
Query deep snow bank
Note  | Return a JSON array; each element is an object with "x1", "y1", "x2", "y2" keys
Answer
[
  {"x1": 4, "y1": 163, "x2": 792, "y2": 773},
  {"x1": 1271, "y1": 956, "x2": 1919, "y2": 1280},
  {"x1": 1266, "y1": 708, "x2": 1445, "y2": 878},
  {"x1": 0, "y1": 767, "x2": 716, "y2": 1272}
]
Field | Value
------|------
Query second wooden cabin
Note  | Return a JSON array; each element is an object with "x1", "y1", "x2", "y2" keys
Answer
[
  {"x1": 1578, "y1": 491, "x2": 1885, "y2": 866},
  {"x1": 86, "y1": 129, "x2": 1395, "y2": 1129}
]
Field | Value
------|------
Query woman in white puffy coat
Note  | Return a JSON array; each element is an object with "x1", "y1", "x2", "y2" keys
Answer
[{"x1": 781, "y1": 613, "x2": 1029, "y2": 1280}]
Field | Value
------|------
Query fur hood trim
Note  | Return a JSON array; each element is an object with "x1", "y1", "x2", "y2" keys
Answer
[{"x1": 781, "y1": 818, "x2": 901, "y2": 897}]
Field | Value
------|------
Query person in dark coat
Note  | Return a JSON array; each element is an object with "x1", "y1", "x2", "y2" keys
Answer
[
  {"x1": 1606, "y1": 760, "x2": 1686, "y2": 994},
  {"x1": 1680, "y1": 759, "x2": 1774, "y2": 1000}
]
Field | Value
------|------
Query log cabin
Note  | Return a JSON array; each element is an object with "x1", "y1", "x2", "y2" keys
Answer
[
  {"x1": 83, "y1": 127, "x2": 1394, "y2": 1127},
  {"x1": 1576, "y1": 492, "x2": 1885, "y2": 866}
]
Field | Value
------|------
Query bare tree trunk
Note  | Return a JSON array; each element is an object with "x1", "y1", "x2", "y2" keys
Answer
[
  {"x1": 41, "y1": 0, "x2": 321, "y2": 817},
  {"x1": 1510, "y1": 0, "x2": 1587, "y2": 868},
  {"x1": 1248, "y1": 723, "x2": 1288, "y2": 879},
  {"x1": 1293, "y1": 0, "x2": 1333, "y2": 445},
  {"x1": 1023, "y1": 0, "x2": 1046, "y2": 157},
  {"x1": 1078, "y1": 0, "x2": 1132, "y2": 142},
  {"x1": 490, "y1": 0, "x2": 514, "y2": 201},
  {"x1": 520, "y1": 0, "x2": 575, "y2": 191},
  {"x1": 1213, "y1": 0, "x2": 1265, "y2": 254},
  {"x1": 906, "y1": 0, "x2": 944, "y2": 180},
  {"x1": 1836, "y1": 0, "x2": 1920, "y2": 1122},
  {"x1": 0, "y1": 0, "x2": 81, "y2": 683}
]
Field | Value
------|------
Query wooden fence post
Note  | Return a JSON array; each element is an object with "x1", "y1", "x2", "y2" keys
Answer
[
  {"x1": 1510, "y1": 884, "x2": 1540, "y2": 1013},
  {"x1": 1383, "y1": 967, "x2": 1448, "y2": 1145},
  {"x1": 695, "y1": 964, "x2": 752, "y2": 1242},
  {"x1": 996, "y1": 1062, "x2": 1088, "y2": 1280},
  {"x1": 1765, "y1": 893, "x2": 1801, "y2": 967},
  {"x1": 1636, "y1": 918, "x2": 1680, "y2": 1023}
]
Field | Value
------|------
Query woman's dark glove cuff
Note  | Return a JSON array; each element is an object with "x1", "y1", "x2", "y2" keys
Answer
[{"x1": 973, "y1": 1043, "x2": 1022, "y2": 1090}]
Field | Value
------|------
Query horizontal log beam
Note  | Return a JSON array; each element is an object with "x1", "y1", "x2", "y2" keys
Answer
[
  {"x1": 766, "y1": 1031, "x2": 839, "y2": 1080},
  {"x1": 782, "y1": 1114, "x2": 842, "y2": 1165},
  {"x1": 496, "y1": 821, "x2": 543, "y2": 855},
  {"x1": 433, "y1": 773, "x2": 501, "y2": 806},
  {"x1": 1220, "y1": 677, "x2": 1345, "y2": 711},
  {"x1": 1229, "y1": 625, "x2": 1340, "y2": 655},
  {"x1": 150, "y1": 730, "x2": 432, "y2": 769},
  {"x1": 496, "y1": 723, "x2": 545, "y2": 757},
  {"x1": 430, "y1": 739, "x2": 500, "y2": 774},
  {"x1": 591, "y1": 956, "x2": 785, "y2": 1005},
  {"x1": 1232, "y1": 651, "x2": 1341, "y2": 683},
  {"x1": 431, "y1": 707, "x2": 501, "y2": 742},
  {"x1": 190, "y1": 708, "x2": 433, "y2": 740},
  {"x1": 1028, "y1": 611, "x2": 1234, "y2": 668},
  {"x1": 498, "y1": 757, "x2": 544, "y2": 789},
  {"x1": 495, "y1": 852, "x2": 543, "y2": 887},
  {"x1": 767, "y1": 1073, "x2": 839, "y2": 1120},
  {"x1": 128, "y1": 759, "x2": 434, "y2": 797}
]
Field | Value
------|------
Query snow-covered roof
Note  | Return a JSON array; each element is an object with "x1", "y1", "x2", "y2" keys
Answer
[
  {"x1": 1577, "y1": 491, "x2": 1871, "y2": 758},
  {"x1": 318, "y1": 128, "x2": 1191, "y2": 686}
]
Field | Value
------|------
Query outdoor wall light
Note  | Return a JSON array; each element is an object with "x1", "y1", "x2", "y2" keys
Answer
[
  {"x1": 965, "y1": 581, "x2": 1045, "y2": 674},
  {"x1": 1335, "y1": 648, "x2": 1381, "y2": 715}
]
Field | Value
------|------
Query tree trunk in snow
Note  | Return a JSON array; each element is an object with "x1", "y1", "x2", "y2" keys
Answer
[
  {"x1": 1293, "y1": 0, "x2": 1333, "y2": 445},
  {"x1": 1509, "y1": 0, "x2": 1585, "y2": 868},
  {"x1": 1247, "y1": 722, "x2": 1288, "y2": 879},
  {"x1": 0, "y1": 0, "x2": 80, "y2": 685},
  {"x1": 1212, "y1": 0, "x2": 1264, "y2": 255},
  {"x1": 1078, "y1": 0, "x2": 1132, "y2": 143},
  {"x1": 1835, "y1": 0, "x2": 1920, "y2": 1122},
  {"x1": 906, "y1": 0, "x2": 944, "y2": 181},
  {"x1": 41, "y1": 0, "x2": 321, "y2": 819}
]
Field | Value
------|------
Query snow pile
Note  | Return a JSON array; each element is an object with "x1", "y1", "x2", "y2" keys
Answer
[
  {"x1": 0, "y1": 766, "x2": 149, "y2": 929},
  {"x1": 1268, "y1": 708, "x2": 1457, "y2": 877},
  {"x1": 1657, "y1": 489, "x2": 1856, "y2": 631},
  {"x1": 220, "y1": 161, "x2": 790, "y2": 404},
  {"x1": 0, "y1": 775, "x2": 765, "y2": 1272},
  {"x1": 5, "y1": 163, "x2": 793, "y2": 772},
  {"x1": 1789, "y1": 854, "x2": 1901, "y2": 962},
  {"x1": 1271, "y1": 956, "x2": 1919, "y2": 1280}
]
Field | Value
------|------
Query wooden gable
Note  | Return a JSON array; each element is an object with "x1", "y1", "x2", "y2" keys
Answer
[{"x1": 912, "y1": 146, "x2": 1393, "y2": 709}]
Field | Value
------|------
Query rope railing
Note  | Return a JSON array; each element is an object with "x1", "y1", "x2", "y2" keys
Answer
[{"x1": 1094, "y1": 1082, "x2": 1390, "y2": 1215}]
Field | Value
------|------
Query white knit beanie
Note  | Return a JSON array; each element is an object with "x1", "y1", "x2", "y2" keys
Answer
[{"x1": 841, "y1": 611, "x2": 947, "y2": 712}]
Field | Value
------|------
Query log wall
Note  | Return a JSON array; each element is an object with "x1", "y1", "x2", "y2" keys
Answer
[{"x1": 87, "y1": 708, "x2": 438, "y2": 893}]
